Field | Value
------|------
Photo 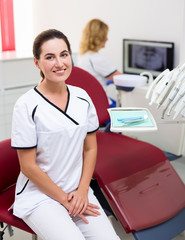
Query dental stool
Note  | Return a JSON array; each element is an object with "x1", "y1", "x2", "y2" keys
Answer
[{"x1": 0, "y1": 139, "x2": 37, "y2": 240}]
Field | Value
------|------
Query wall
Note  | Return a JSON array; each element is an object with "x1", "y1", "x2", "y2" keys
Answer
[
  {"x1": 32, "y1": 0, "x2": 185, "y2": 71},
  {"x1": 13, "y1": 0, "x2": 33, "y2": 53}
]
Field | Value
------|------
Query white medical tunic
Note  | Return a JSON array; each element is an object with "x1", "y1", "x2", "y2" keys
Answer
[
  {"x1": 11, "y1": 85, "x2": 99, "y2": 218},
  {"x1": 77, "y1": 51, "x2": 117, "y2": 91}
]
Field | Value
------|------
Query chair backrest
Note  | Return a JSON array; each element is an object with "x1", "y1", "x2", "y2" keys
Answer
[
  {"x1": 66, "y1": 66, "x2": 110, "y2": 125},
  {"x1": 0, "y1": 139, "x2": 20, "y2": 193}
]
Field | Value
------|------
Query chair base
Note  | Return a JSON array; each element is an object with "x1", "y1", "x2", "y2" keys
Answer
[
  {"x1": 0, "y1": 224, "x2": 38, "y2": 240},
  {"x1": 32, "y1": 234, "x2": 38, "y2": 240},
  {"x1": 133, "y1": 207, "x2": 185, "y2": 240}
]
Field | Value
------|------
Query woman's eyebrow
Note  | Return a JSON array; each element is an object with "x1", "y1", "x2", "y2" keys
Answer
[
  {"x1": 44, "y1": 53, "x2": 54, "y2": 57},
  {"x1": 44, "y1": 50, "x2": 69, "y2": 57},
  {"x1": 61, "y1": 50, "x2": 70, "y2": 54}
]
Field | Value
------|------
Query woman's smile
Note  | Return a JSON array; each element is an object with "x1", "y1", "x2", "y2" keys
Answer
[{"x1": 35, "y1": 38, "x2": 72, "y2": 83}]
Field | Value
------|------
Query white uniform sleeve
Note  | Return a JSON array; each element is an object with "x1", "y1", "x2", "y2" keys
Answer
[
  {"x1": 87, "y1": 95, "x2": 99, "y2": 134},
  {"x1": 91, "y1": 53, "x2": 117, "y2": 78},
  {"x1": 11, "y1": 99, "x2": 37, "y2": 149}
]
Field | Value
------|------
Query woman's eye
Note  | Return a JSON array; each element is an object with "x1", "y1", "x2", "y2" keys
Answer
[
  {"x1": 46, "y1": 56, "x2": 53, "y2": 60},
  {"x1": 61, "y1": 53, "x2": 68, "y2": 58},
  {"x1": 61, "y1": 52, "x2": 70, "y2": 58}
]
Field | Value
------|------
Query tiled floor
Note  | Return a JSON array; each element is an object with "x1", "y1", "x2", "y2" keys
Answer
[{"x1": 2, "y1": 157, "x2": 185, "y2": 240}]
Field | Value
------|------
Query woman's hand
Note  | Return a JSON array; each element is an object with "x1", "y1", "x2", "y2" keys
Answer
[
  {"x1": 62, "y1": 190, "x2": 100, "y2": 223},
  {"x1": 67, "y1": 188, "x2": 89, "y2": 216},
  {"x1": 78, "y1": 203, "x2": 101, "y2": 223}
]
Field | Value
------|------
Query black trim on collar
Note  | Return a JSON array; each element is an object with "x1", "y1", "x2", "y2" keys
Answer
[{"x1": 34, "y1": 86, "x2": 79, "y2": 125}]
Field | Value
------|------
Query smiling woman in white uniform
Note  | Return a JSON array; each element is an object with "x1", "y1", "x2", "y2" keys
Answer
[{"x1": 11, "y1": 29, "x2": 120, "y2": 240}]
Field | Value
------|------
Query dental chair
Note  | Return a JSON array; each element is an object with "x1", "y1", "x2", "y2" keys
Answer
[
  {"x1": 0, "y1": 66, "x2": 185, "y2": 240},
  {"x1": 66, "y1": 66, "x2": 185, "y2": 240}
]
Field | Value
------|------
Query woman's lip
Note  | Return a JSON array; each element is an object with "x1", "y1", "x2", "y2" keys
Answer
[{"x1": 54, "y1": 69, "x2": 65, "y2": 73}]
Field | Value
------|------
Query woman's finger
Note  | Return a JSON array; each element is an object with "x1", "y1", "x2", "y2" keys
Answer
[{"x1": 87, "y1": 203, "x2": 100, "y2": 209}]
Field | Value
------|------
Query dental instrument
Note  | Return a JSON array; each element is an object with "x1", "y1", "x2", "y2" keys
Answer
[
  {"x1": 155, "y1": 62, "x2": 185, "y2": 108},
  {"x1": 160, "y1": 67, "x2": 185, "y2": 118},
  {"x1": 145, "y1": 69, "x2": 169, "y2": 100},
  {"x1": 172, "y1": 95, "x2": 185, "y2": 119},
  {"x1": 166, "y1": 71, "x2": 185, "y2": 116},
  {"x1": 155, "y1": 70, "x2": 174, "y2": 107},
  {"x1": 156, "y1": 68, "x2": 178, "y2": 108},
  {"x1": 117, "y1": 115, "x2": 148, "y2": 124},
  {"x1": 149, "y1": 70, "x2": 173, "y2": 106},
  {"x1": 144, "y1": 62, "x2": 185, "y2": 121},
  {"x1": 169, "y1": 86, "x2": 185, "y2": 119},
  {"x1": 157, "y1": 64, "x2": 185, "y2": 109}
]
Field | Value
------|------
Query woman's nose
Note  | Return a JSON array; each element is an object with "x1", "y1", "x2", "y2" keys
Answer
[{"x1": 55, "y1": 57, "x2": 63, "y2": 67}]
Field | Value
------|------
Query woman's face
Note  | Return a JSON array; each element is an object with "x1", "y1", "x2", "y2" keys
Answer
[{"x1": 34, "y1": 38, "x2": 72, "y2": 83}]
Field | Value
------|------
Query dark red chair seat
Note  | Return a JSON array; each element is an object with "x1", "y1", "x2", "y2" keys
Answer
[
  {"x1": 0, "y1": 139, "x2": 35, "y2": 235},
  {"x1": 0, "y1": 185, "x2": 34, "y2": 234},
  {"x1": 106, "y1": 160, "x2": 185, "y2": 232},
  {"x1": 94, "y1": 131, "x2": 185, "y2": 232}
]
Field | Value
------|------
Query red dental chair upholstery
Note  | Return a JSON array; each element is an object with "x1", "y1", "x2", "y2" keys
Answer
[
  {"x1": 0, "y1": 66, "x2": 185, "y2": 240},
  {"x1": 66, "y1": 66, "x2": 185, "y2": 240},
  {"x1": 0, "y1": 139, "x2": 37, "y2": 239}
]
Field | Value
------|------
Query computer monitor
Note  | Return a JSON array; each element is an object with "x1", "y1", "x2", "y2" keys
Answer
[{"x1": 123, "y1": 39, "x2": 174, "y2": 77}]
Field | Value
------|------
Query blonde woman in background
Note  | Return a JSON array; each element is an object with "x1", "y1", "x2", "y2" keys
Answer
[{"x1": 78, "y1": 19, "x2": 122, "y2": 97}]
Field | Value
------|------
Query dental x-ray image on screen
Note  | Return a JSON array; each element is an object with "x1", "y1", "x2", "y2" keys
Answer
[
  {"x1": 123, "y1": 39, "x2": 174, "y2": 77},
  {"x1": 131, "y1": 45, "x2": 167, "y2": 71}
]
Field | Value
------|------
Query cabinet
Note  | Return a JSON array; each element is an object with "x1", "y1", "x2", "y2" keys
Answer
[{"x1": 0, "y1": 51, "x2": 39, "y2": 140}]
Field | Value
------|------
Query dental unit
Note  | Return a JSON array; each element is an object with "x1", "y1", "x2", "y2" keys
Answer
[{"x1": 146, "y1": 62, "x2": 185, "y2": 120}]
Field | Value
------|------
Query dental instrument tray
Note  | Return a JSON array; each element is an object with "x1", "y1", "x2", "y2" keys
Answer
[{"x1": 108, "y1": 107, "x2": 157, "y2": 132}]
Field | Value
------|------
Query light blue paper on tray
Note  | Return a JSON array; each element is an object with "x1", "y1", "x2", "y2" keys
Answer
[{"x1": 108, "y1": 108, "x2": 157, "y2": 132}]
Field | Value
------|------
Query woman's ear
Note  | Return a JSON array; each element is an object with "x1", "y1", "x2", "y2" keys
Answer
[{"x1": 34, "y1": 57, "x2": 40, "y2": 69}]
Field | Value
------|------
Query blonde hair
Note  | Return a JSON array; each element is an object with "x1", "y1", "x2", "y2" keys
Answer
[{"x1": 79, "y1": 19, "x2": 109, "y2": 55}]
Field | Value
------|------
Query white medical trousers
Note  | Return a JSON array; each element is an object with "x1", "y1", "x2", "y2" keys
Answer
[{"x1": 23, "y1": 190, "x2": 120, "y2": 240}]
